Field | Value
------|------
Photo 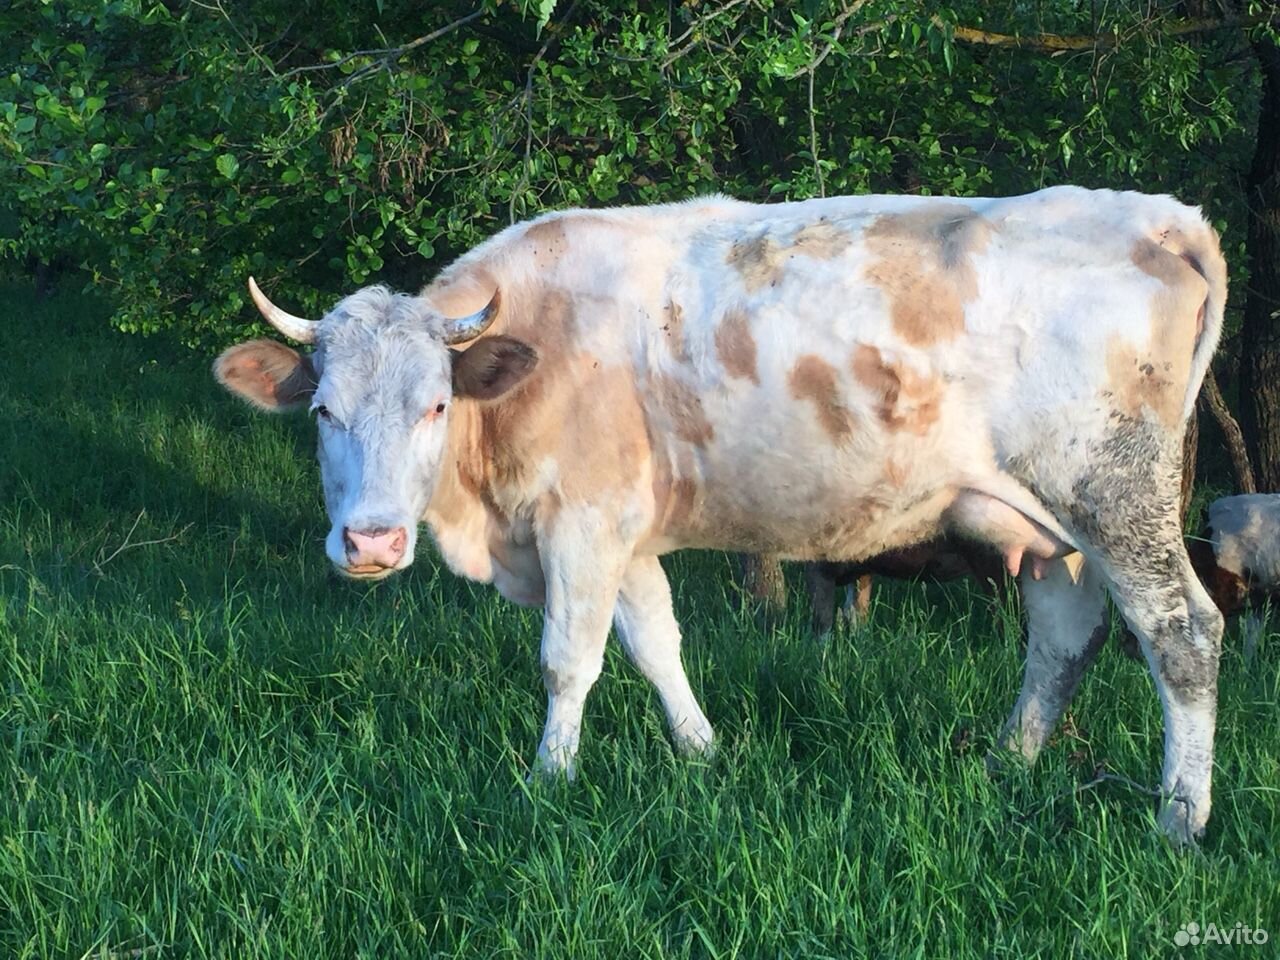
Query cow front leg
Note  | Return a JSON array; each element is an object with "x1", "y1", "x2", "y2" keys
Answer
[
  {"x1": 613, "y1": 555, "x2": 714, "y2": 755},
  {"x1": 999, "y1": 555, "x2": 1107, "y2": 760},
  {"x1": 534, "y1": 515, "x2": 630, "y2": 779}
]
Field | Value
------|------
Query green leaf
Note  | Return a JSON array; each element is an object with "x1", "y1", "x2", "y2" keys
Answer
[
  {"x1": 14, "y1": 115, "x2": 36, "y2": 133},
  {"x1": 416, "y1": 238, "x2": 435, "y2": 258},
  {"x1": 90, "y1": 142, "x2": 109, "y2": 161},
  {"x1": 281, "y1": 168, "x2": 302, "y2": 185},
  {"x1": 24, "y1": 164, "x2": 46, "y2": 179},
  {"x1": 215, "y1": 153, "x2": 239, "y2": 179}
]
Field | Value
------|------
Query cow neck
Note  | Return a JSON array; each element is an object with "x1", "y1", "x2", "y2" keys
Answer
[{"x1": 427, "y1": 396, "x2": 490, "y2": 527}]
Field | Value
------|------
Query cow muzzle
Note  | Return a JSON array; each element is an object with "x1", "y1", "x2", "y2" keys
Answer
[{"x1": 341, "y1": 525, "x2": 408, "y2": 576}]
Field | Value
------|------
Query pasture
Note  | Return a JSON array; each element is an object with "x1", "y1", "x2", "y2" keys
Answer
[{"x1": 1, "y1": 281, "x2": 1277, "y2": 958}]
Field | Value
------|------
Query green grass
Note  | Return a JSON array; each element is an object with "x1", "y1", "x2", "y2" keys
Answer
[{"x1": 1, "y1": 282, "x2": 1276, "y2": 959}]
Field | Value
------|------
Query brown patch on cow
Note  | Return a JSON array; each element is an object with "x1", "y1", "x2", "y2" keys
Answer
[
  {"x1": 651, "y1": 372, "x2": 715, "y2": 446},
  {"x1": 863, "y1": 206, "x2": 992, "y2": 347},
  {"x1": 652, "y1": 474, "x2": 700, "y2": 536},
  {"x1": 791, "y1": 221, "x2": 851, "y2": 260},
  {"x1": 663, "y1": 299, "x2": 691, "y2": 364},
  {"x1": 456, "y1": 281, "x2": 653, "y2": 507},
  {"x1": 451, "y1": 287, "x2": 582, "y2": 497},
  {"x1": 788, "y1": 354, "x2": 856, "y2": 441},
  {"x1": 726, "y1": 221, "x2": 854, "y2": 293},
  {"x1": 1104, "y1": 337, "x2": 1181, "y2": 427},
  {"x1": 647, "y1": 431, "x2": 705, "y2": 540},
  {"x1": 726, "y1": 231, "x2": 785, "y2": 292},
  {"x1": 1115, "y1": 237, "x2": 1206, "y2": 427},
  {"x1": 560, "y1": 361, "x2": 652, "y2": 502},
  {"x1": 850, "y1": 344, "x2": 943, "y2": 435},
  {"x1": 715, "y1": 306, "x2": 760, "y2": 384}
]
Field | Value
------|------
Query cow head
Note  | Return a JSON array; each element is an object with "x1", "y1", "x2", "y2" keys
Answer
[{"x1": 214, "y1": 278, "x2": 537, "y2": 580}]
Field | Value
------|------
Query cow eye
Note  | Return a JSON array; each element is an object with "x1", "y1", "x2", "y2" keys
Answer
[
  {"x1": 435, "y1": 402, "x2": 447, "y2": 415},
  {"x1": 314, "y1": 404, "x2": 331, "y2": 421}
]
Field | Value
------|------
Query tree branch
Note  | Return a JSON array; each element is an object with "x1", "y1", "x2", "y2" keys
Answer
[
  {"x1": 1201, "y1": 366, "x2": 1258, "y2": 495},
  {"x1": 279, "y1": 9, "x2": 485, "y2": 81},
  {"x1": 787, "y1": 0, "x2": 873, "y2": 79},
  {"x1": 509, "y1": 1, "x2": 581, "y2": 224},
  {"x1": 940, "y1": 12, "x2": 1275, "y2": 54}
]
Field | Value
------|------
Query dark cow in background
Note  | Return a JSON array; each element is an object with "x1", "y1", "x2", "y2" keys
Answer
[
  {"x1": 744, "y1": 493, "x2": 1276, "y2": 650},
  {"x1": 215, "y1": 186, "x2": 1226, "y2": 843},
  {"x1": 806, "y1": 539, "x2": 1009, "y2": 636},
  {"x1": 1190, "y1": 493, "x2": 1280, "y2": 637}
]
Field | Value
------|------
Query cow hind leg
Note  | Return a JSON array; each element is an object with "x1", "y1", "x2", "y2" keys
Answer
[
  {"x1": 1068, "y1": 439, "x2": 1223, "y2": 844},
  {"x1": 998, "y1": 555, "x2": 1107, "y2": 762},
  {"x1": 613, "y1": 556, "x2": 715, "y2": 755},
  {"x1": 1104, "y1": 547, "x2": 1222, "y2": 844},
  {"x1": 841, "y1": 574, "x2": 873, "y2": 628}
]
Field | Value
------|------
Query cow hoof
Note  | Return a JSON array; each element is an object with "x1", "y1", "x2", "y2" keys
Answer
[
  {"x1": 530, "y1": 752, "x2": 577, "y2": 784},
  {"x1": 983, "y1": 745, "x2": 1033, "y2": 780},
  {"x1": 1158, "y1": 796, "x2": 1207, "y2": 849},
  {"x1": 672, "y1": 726, "x2": 716, "y2": 759}
]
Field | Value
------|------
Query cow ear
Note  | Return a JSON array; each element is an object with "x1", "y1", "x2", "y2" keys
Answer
[
  {"x1": 452, "y1": 335, "x2": 537, "y2": 400},
  {"x1": 214, "y1": 339, "x2": 317, "y2": 412}
]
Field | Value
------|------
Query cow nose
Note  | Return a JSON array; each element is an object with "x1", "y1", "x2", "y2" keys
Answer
[{"x1": 343, "y1": 526, "x2": 407, "y2": 569}]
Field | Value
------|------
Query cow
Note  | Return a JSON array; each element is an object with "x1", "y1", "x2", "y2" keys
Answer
[
  {"x1": 803, "y1": 539, "x2": 1010, "y2": 636},
  {"x1": 1189, "y1": 493, "x2": 1280, "y2": 628},
  {"x1": 213, "y1": 187, "x2": 1227, "y2": 843}
]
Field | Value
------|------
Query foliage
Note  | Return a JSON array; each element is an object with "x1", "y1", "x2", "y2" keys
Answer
[{"x1": 0, "y1": 1, "x2": 1260, "y2": 345}]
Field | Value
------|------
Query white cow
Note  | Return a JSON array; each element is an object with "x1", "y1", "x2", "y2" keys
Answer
[{"x1": 214, "y1": 187, "x2": 1227, "y2": 843}]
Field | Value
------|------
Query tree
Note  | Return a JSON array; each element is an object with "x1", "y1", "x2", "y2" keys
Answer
[
  {"x1": 0, "y1": 0, "x2": 1268, "y2": 456},
  {"x1": 1239, "y1": 23, "x2": 1280, "y2": 489}
]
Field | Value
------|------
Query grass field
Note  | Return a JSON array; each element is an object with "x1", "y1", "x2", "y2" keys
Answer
[{"x1": 1, "y1": 282, "x2": 1277, "y2": 959}]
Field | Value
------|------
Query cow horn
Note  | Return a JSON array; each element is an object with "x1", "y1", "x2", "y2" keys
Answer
[
  {"x1": 442, "y1": 289, "x2": 500, "y2": 345},
  {"x1": 247, "y1": 276, "x2": 318, "y2": 344}
]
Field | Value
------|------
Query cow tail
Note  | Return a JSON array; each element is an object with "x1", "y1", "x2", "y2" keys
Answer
[{"x1": 1173, "y1": 217, "x2": 1229, "y2": 422}]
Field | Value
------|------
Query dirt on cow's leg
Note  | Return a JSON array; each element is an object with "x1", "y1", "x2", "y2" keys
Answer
[
  {"x1": 1067, "y1": 428, "x2": 1223, "y2": 846},
  {"x1": 997, "y1": 556, "x2": 1107, "y2": 763},
  {"x1": 1110, "y1": 551, "x2": 1222, "y2": 845},
  {"x1": 613, "y1": 556, "x2": 715, "y2": 756}
]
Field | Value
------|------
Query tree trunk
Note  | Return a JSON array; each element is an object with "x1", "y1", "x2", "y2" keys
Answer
[
  {"x1": 1240, "y1": 32, "x2": 1280, "y2": 491},
  {"x1": 1201, "y1": 366, "x2": 1258, "y2": 494}
]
